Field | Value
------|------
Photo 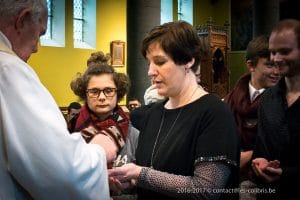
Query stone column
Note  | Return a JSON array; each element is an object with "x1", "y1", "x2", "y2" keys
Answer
[{"x1": 127, "y1": 0, "x2": 160, "y2": 104}]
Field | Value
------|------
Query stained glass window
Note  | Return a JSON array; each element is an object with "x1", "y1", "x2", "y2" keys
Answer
[
  {"x1": 178, "y1": 0, "x2": 193, "y2": 24},
  {"x1": 73, "y1": 0, "x2": 84, "y2": 43},
  {"x1": 161, "y1": 0, "x2": 173, "y2": 24},
  {"x1": 43, "y1": 0, "x2": 53, "y2": 40},
  {"x1": 73, "y1": 0, "x2": 96, "y2": 49},
  {"x1": 40, "y1": 0, "x2": 65, "y2": 47},
  {"x1": 161, "y1": 0, "x2": 193, "y2": 25}
]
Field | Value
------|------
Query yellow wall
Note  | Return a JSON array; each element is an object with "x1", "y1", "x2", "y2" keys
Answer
[
  {"x1": 228, "y1": 51, "x2": 247, "y2": 89},
  {"x1": 28, "y1": 0, "x2": 127, "y2": 107}
]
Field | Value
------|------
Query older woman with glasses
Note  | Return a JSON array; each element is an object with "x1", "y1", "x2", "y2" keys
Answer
[{"x1": 69, "y1": 52, "x2": 139, "y2": 168}]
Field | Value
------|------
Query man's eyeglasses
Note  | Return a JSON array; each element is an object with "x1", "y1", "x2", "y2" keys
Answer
[
  {"x1": 86, "y1": 87, "x2": 117, "y2": 98},
  {"x1": 129, "y1": 103, "x2": 139, "y2": 109}
]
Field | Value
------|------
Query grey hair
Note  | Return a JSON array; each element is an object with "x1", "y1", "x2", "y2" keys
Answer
[{"x1": 0, "y1": 0, "x2": 47, "y2": 23}]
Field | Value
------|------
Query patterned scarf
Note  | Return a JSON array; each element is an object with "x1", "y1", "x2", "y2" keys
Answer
[{"x1": 73, "y1": 104, "x2": 129, "y2": 150}]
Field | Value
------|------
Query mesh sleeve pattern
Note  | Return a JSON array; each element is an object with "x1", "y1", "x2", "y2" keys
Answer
[{"x1": 137, "y1": 162, "x2": 230, "y2": 200}]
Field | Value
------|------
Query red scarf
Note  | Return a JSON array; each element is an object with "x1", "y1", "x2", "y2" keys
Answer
[
  {"x1": 223, "y1": 73, "x2": 261, "y2": 150},
  {"x1": 73, "y1": 104, "x2": 129, "y2": 150}
]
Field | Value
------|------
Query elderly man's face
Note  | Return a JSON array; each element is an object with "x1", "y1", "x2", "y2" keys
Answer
[{"x1": 13, "y1": 9, "x2": 47, "y2": 62}]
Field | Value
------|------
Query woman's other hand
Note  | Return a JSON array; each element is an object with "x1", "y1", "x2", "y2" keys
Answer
[{"x1": 108, "y1": 163, "x2": 142, "y2": 189}]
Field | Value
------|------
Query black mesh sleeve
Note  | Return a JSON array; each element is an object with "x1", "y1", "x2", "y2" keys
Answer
[{"x1": 137, "y1": 162, "x2": 231, "y2": 200}]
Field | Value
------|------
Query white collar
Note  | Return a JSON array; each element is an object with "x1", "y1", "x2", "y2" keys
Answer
[
  {"x1": 0, "y1": 31, "x2": 14, "y2": 55},
  {"x1": 249, "y1": 82, "x2": 265, "y2": 100}
]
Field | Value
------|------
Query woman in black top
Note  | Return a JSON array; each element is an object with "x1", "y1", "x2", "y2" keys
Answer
[{"x1": 109, "y1": 21, "x2": 240, "y2": 200}]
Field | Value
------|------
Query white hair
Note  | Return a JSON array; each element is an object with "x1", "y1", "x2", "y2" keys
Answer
[
  {"x1": 0, "y1": 0, "x2": 47, "y2": 23},
  {"x1": 144, "y1": 85, "x2": 166, "y2": 105}
]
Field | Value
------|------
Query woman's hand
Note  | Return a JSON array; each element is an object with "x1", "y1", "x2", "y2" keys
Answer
[
  {"x1": 252, "y1": 158, "x2": 281, "y2": 183},
  {"x1": 90, "y1": 134, "x2": 118, "y2": 163},
  {"x1": 108, "y1": 163, "x2": 142, "y2": 189},
  {"x1": 109, "y1": 176, "x2": 135, "y2": 191}
]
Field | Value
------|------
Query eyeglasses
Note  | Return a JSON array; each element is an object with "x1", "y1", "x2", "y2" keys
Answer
[
  {"x1": 86, "y1": 87, "x2": 117, "y2": 98},
  {"x1": 129, "y1": 103, "x2": 140, "y2": 109}
]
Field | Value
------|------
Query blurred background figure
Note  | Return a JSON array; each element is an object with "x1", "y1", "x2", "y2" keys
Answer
[
  {"x1": 67, "y1": 102, "x2": 81, "y2": 122},
  {"x1": 127, "y1": 98, "x2": 141, "y2": 111},
  {"x1": 67, "y1": 102, "x2": 82, "y2": 131},
  {"x1": 143, "y1": 84, "x2": 166, "y2": 105}
]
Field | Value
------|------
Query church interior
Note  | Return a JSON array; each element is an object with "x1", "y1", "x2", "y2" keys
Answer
[{"x1": 27, "y1": 0, "x2": 299, "y2": 111}]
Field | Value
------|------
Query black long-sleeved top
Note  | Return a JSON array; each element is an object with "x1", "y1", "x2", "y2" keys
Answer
[
  {"x1": 136, "y1": 94, "x2": 240, "y2": 200},
  {"x1": 253, "y1": 78, "x2": 300, "y2": 199}
]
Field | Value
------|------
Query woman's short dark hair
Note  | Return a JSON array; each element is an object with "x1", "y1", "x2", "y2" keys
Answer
[{"x1": 141, "y1": 21, "x2": 202, "y2": 72}]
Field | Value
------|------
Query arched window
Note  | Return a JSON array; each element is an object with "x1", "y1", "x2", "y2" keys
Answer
[
  {"x1": 73, "y1": 0, "x2": 96, "y2": 49},
  {"x1": 178, "y1": 0, "x2": 193, "y2": 24},
  {"x1": 40, "y1": 0, "x2": 65, "y2": 47},
  {"x1": 161, "y1": 0, "x2": 173, "y2": 24},
  {"x1": 161, "y1": 0, "x2": 193, "y2": 25}
]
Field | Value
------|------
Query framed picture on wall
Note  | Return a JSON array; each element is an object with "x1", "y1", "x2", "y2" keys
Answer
[{"x1": 110, "y1": 40, "x2": 125, "y2": 66}]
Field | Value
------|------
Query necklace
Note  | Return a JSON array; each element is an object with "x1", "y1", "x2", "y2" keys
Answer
[
  {"x1": 150, "y1": 108, "x2": 183, "y2": 168},
  {"x1": 150, "y1": 85, "x2": 199, "y2": 168}
]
